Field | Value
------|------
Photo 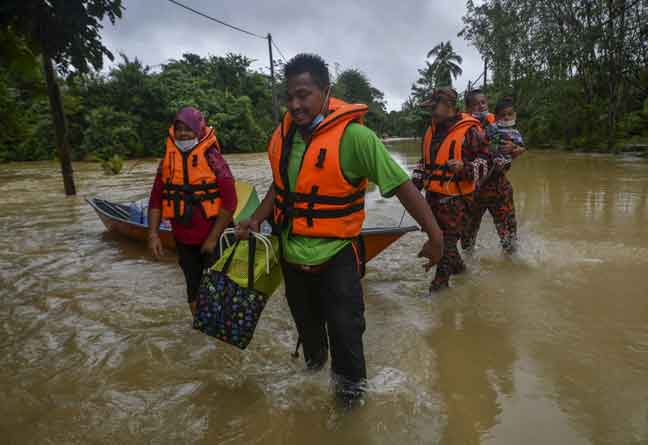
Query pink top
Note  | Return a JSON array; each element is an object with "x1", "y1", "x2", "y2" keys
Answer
[{"x1": 149, "y1": 145, "x2": 237, "y2": 245}]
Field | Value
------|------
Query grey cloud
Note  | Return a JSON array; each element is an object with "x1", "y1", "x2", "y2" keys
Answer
[{"x1": 101, "y1": 0, "x2": 482, "y2": 110}]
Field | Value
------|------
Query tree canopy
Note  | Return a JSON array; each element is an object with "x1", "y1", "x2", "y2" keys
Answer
[
  {"x1": 0, "y1": 53, "x2": 278, "y2": 162},
  {"x1": 460, "y1": 0, "x2": 648, "y2": 150},
  {"x1": 426, "y1": 41, "x2": 463, "y2": 87},
  {"x1": 2, "y1": 0, "x2": 647, "y2": 166},
  {"x1": 0, "y1": 0, "x2": 123, "y2": 73},
  {"x1": 333, "y1": 69, "x2": 388, "y2": 136},
  {"x1": 1, "y1": 0, "x2": 124, "y2": 194}
]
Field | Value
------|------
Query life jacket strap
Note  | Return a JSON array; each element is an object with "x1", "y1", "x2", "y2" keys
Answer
[
  {"x1": 289, "y1": 203, "x2": 365, "y2": 221},
  {"x1": 274, "y1": 184, "x2": 365, "y2": 206},
  {"x1": 162, "y1": 182, "x2": 219, "y2": 193},
  {"x1": 161, "y1": 190, "x2": 221, "y2": 221},
  {"x1": 425, "y1": 174, "x2": 456, "y2": 182}
]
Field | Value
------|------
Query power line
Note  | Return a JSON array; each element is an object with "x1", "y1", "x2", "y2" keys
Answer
[
  {"x1": 165, "y1": 0, "x2": 288, "y2": 121},
  {"x1": 271, "y1": 40, "x2": 288, "y2": 62},
  {"x1": 166, "y1": 0, "x2": 266, "y2": 40}
]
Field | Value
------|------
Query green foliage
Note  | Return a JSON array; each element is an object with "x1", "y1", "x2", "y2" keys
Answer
[
  {"x1": 618, "y1": 111, "x2": 648, "y2": 139},
  {"x1": 101, "y1": 155, "x2": 124, "y2": 175},
  {"x1": 384, "y1": 41, "x2": 465, "y2": 139},
  {"x1": 1, "y1": 0, "x2": 123, "y2": 73},
  {"x1": 459, "y1": 0, "x2": 648, "y2": 150},
  {"x1": 212, "y1": 93, "x2": 266, "y2": 152},
  {"x1": 334, "y1": 69, "x2": 375, "y2": 104},
  {"x1": 82, "y1": 106, "x2": 143, "y2": 159},
  {"x1": 333, "y1": 69, "x2": 388, "y2": 135},
  {"x1": 0, "y1": 71, "x2": 24, "y2": 162},
  {"x1": 156, "y1": 53, "x2": 274, "y2": 152},
  {"x1": 0, "y1": 52, "x2": 282, "y2": 160},
  {"x1": 0, "y1": 29, "x2": 40, "y2": 79},
  {"x1": 426, "y1": 41, "x2": 463, "y2": 87}
]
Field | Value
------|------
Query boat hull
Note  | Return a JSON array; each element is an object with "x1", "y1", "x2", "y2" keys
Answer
[{"x1": 87, "y1": 198, "x2": 417, "y2": 262}]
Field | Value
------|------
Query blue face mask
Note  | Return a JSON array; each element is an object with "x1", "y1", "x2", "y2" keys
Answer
[
  {"x1": 175, "y1": 137, "x2": 199, "y2": 152},
  {"x1": 307, "y1": 114, "x2": 325, "y2": 131},
  {"x1": 305, "y1": 88, "x2": 331, "y2": 131}
]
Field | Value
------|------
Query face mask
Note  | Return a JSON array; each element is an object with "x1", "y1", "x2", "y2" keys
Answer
[
  {"x1": 176, "y1": 137, "x2": 199, "y2": 152},
  {"x1": 307, "y1": 114, "x2": 325, "y2": 131},
  {"x1": 306, "y1": 87, "x2": 332, "y2": 131},
  {"x1": 497, "y1": 119, "x2": 516, "y2": 128},
  {"x1": 472, "y1": 111, "x2": 489, "y2": 121}
]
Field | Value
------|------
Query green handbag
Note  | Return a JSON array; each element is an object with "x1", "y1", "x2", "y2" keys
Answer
[{"x1": 211, "y1": 230, "x2": 283, "y2": 297}]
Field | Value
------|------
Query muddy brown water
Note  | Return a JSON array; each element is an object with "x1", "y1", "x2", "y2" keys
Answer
[{"x1": 1, "y1": 142, "x2": 648, "y2": 444}]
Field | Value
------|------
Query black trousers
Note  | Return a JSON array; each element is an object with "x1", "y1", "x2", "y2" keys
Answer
[
  {"x1": 176, "y1": 242, "x2": 208, "y2": 304},
  {"x1": 282, "y1": 244, "x2": 367, "y2": 388}
]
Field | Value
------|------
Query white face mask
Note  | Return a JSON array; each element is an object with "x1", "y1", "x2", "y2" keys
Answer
[
  {"x1": 176, "y1": 138, "x2": 199, "y2": 152},
  {"x1": 472, "y1": 111, "x2": 489, "y2": 121},
  {"x1": 497, "y1": 119, "x2": 516, "y2": 128}
]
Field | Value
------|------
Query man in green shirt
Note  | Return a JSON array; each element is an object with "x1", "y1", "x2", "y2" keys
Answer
[{"x1": 237, "y1": 54, "x2": 443, "y2": 405}]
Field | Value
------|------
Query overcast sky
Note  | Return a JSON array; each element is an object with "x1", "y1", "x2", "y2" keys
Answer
[{"x1": 100, "y1": 0, "x2": 483, "y2": 111}]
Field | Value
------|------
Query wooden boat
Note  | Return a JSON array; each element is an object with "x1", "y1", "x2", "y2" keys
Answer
[{"x1": 87, "y1": 197, "x2": 417, "y2": 262}]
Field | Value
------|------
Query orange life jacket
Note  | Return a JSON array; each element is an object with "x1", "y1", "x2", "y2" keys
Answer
[
  {"x1": 485, "y1": 112, "x2": 496, "y2": 125},
  {"x1": 422, "y1": 113, "x2": 480, "y2": 196},
  {"x1": 268, "y1": 98, "x2": 368, "y2": 239},
  {"x1": 160, "y1": 127, "x2": 223, "y2": 221}
]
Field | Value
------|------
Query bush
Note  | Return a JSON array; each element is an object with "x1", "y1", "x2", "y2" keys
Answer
[
  {"x1": 101, "y1": 155, "x2": 124, "y2": 175},
  {"x1": 211, "y1": 93, "x2": 266, "y2": 152},
  {"x1": 617, "y1": 111, "x2": 647, "y2": 138},
  {"x1": 81, "y1": 106, "x2": 143, "y2": 159}
]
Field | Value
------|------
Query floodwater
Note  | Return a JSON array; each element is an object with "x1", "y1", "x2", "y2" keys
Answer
[{"x1": 1, "y1": 142, "x2": 648, "y2": 445}]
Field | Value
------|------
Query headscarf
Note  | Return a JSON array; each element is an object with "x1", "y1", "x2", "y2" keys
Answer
[{"x1": 174, "y1": 106, "x2": 207, "y2": 139}]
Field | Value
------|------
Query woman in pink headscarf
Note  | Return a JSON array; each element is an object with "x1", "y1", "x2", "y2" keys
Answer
[{"x1": 148, "y1": 107, "x2": 237, "y2": 317}]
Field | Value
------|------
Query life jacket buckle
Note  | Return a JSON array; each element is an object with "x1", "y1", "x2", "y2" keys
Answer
[
  {"x1": 306, "y1": 185, "x2": 319, "y2": 227},
  {"x1": 315, "y1": 148, "x2": 327, "y2": 168}
]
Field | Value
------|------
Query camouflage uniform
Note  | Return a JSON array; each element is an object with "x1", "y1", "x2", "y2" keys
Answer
[
  {"x1": 461, "y1": 122, "x2": 523, "y2": 255},
  {"x1": 414, "y1": 114, "x2": 490, "y2": 291},
  {"x1": 462, "y1": 172, "x2": 517, "y2": 254},
  {"x1": 426, "y1": 192, "x2": 474, "y2": 289}
]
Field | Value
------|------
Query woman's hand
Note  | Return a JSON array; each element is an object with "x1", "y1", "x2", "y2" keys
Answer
[
  {"x1": 200, "y1": 238, "x2": 218, "y2": 256},
  {"x1": 235, "y1": 219, "x2": 260, "y2": 240},
  {"x1": 149, "y1": 233, "x2": 163, "y2": 259}
]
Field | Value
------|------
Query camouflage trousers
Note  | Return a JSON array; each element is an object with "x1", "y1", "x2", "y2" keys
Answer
[
  {"x1": 462, "y1": 174, "x2": 517, "y2": 255},
  {"x1": 426, "y1": 191, "x2": 474, "y2": 291}
]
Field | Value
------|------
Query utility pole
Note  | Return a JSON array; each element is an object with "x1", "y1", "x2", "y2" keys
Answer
[
  {"x1": 267, "y1": 33, "x2": 279, "y2": 122},
  {"x1": 483, "y1": 58, "x2": 488, "y2": 89},
  {"x1": 43, "y1": 56, "x2": 76, "y2": 196}
]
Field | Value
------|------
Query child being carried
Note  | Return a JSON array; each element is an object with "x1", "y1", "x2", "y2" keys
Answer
[{"x1": 484, "y1": 97, "x2": 524, "y2": 171}]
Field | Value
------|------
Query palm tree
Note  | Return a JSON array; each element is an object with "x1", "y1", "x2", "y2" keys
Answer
[{"x1": 426, "y1": 41, "x2": 463, "y2": 87}]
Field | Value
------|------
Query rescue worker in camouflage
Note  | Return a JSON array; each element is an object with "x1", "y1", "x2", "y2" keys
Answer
[
  {"x1": 413, "y1": 88, "x2": 491, "y2": 292},
  {"x1": 461, "y1": 94, "x2": 526, "y2": 254}
]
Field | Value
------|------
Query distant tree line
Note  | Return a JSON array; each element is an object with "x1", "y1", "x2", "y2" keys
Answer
[
  {"x1": 459, "y1": 0, "x2": 648, "y2": 151},
  {"x1": 0, "y1": 52, "x2": 277, "y2": 162},
  {"x1": 0, "y1": 51, "x2": 402, "y2": 163},
  {"x1": 3, "y1": 0, "x2": 648, "y2": 170}
]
